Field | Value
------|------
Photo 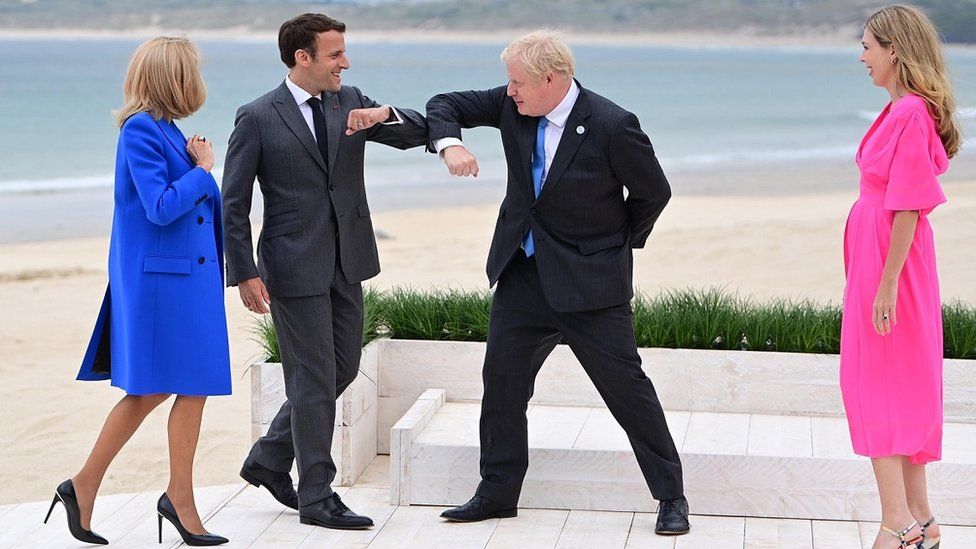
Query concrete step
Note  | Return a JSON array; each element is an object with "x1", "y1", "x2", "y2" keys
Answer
[{"x1": 390, "y1": 391, "x2": 976, "y2": 525}]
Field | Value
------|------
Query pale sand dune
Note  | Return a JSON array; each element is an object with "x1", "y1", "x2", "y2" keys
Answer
[{"x1": 1, "y1": 182, "x2": 974, "y2": 505}]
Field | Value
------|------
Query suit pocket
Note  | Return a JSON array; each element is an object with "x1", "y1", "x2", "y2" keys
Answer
[
  {"x1": 577, "y1": 232, "x2": 626, "y2": 255},
  {"x1": 265, "y1": 200, "x2": 300, "y2": 217},
  {"x1": 262, "y1": 218, "x2": 302, "y2": 239},
  {"x1": 144, "y1": 255, "x2": 191, "y2": 275}
]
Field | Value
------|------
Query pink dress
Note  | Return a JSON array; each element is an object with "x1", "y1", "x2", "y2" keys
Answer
[{"x1": 841, "y1": 94, "x2": 948, "y2": 464}]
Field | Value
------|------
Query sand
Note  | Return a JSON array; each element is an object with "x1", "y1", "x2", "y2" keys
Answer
[{"x1": 2, "y1": 182, "x2": 975, "y2": 505}]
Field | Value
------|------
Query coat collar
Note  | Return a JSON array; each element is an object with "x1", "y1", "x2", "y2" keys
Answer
[
  {"x1": 538, "y1": 83, "x2": 591, "y2": 197},
  {"x1": 272, "y1": 81, "x2": 329, "y2": 174},
  {"x1": 324, "y1": 90, "x2": 342, "y2": 171},
  {"x1": 154, "y1": 118, "x2": 194, "y2": 166},
  {"x1": 517, "y1": 79, "x2": 592, "y2": 201}
]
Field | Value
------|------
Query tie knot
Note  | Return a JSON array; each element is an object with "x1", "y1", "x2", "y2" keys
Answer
[
  {"x1": 307, "y1": 96, "x2": 322, "y2": 108},
  {"x1": 538, "y1": 117, "x2": 549, "y2": 129}
]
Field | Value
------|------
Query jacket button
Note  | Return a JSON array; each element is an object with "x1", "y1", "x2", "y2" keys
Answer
[
  {"x1": 197, "y1": 216, "x2": 204, "y2": 225},
  {"x1": 197, "y1": 257, "x2": 205, "y2": 264},
  {"x1": 329, "y1": 185, "x2": 336, "y2": 191},
  {"x1": 530, "y1": 208, "x2": 538, "y2": 215}
]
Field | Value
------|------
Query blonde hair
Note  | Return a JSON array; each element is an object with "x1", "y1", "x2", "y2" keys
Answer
[
  {"x1": 115, "y1": 36, "x2": 206, "y2": 127},
  {"x1": 866, "y1": 4, "x2": 962, "y2": 158},
  {"x1": 500, "y1": 30, "x2": 575, "y2": 81}
]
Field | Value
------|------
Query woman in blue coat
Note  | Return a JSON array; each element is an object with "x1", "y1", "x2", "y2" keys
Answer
[{"x1": 43, "y1": 36, "x2": 230, "y2": 546}]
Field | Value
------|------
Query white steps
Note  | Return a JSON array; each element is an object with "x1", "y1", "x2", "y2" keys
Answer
[{"x1": 391, "y1": 393, "x2": 976, "y2": 525}]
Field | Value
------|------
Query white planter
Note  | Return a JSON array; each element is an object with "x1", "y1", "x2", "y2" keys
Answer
[
  {"x1": 249, "y1": 342, "x2": 379, "y2": 487},
  {"x1": 373, "y1": 340, "x2": 976, "y2": 452},
  {"x1": 251, "y1": 338, "x2": 976, "y2": 495}
]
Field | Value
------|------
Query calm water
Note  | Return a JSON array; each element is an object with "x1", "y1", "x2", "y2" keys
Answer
[{"x1": 1, "y1": 37, "x2": 974, "y2": 240}]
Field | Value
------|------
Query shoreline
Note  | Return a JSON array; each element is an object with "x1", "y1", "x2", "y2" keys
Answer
[
  {"x1": 3, "y1": 26, "x2": 974, "y2": 51},
  {"x1": 0, "y1": 26, "x2": 879, "y2": 51}
]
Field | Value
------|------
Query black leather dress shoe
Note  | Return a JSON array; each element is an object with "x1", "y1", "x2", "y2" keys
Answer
[
  {"x1": 299, "y1": 493, "x2": 373, "y2": 530},
  {"x1": 440, "y1": 495, "x2": 517, "y2": 522},
  {"x1": 655, "y1": 496, "x2": 691, "y2": 535},
  {"x1": 240, "y1": 457, "x2": 299, "y2": 510}
]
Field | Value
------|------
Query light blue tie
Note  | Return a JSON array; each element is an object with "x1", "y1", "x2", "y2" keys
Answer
[{"x1": 523, "y1": 117, "x2": 548, "y2": 257}]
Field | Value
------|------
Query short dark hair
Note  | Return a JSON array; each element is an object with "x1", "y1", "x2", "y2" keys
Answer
[{"x1": 278, "y1": 13, "x2": 346, "y2": 68}]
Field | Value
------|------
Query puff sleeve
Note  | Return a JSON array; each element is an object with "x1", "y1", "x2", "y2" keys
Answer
[{"x1": 883, "y1": 113, "x2": 947, "y2": 216}]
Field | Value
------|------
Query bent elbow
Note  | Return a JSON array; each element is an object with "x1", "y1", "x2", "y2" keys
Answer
[{"x1": 145, "y1": 203, "x2": 179, "y2": 226}]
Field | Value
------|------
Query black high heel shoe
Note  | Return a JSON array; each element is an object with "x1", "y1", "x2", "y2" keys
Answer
[
  {"x1": 43, "y1": 479, "x2": 109, "y2": 545},
  {"x1": 156, "y1": 493, "x2": 228, "y2": 546}
]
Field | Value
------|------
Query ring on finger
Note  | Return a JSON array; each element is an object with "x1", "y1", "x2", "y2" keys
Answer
[{"x1": 882, "y1": 313, "x2": 890, "y2": 320}]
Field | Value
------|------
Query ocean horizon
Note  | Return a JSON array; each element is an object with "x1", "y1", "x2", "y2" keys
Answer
[{"x1": 1, "y1": 36, "x2": 975, "y2": 242}]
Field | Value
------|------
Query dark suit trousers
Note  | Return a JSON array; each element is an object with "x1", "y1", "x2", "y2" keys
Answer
[
  {"x1": 476, "y1": 253, "x2": 684, "y2": 505},
  {"x1": 246, "y1": 269, "x2": 363, "y2": 508}
]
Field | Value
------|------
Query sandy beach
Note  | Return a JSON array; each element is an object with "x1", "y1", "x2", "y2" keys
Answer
[{"x1": 2, "y1": 182, "x2": 975, "y2": 506}]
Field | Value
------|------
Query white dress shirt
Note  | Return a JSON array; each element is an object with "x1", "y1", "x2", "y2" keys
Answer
[
  {"x1": 284, "y1": 76, "x2": 402, "y2": 141},
  {"x1": 434, "y1": 79, "x2": 581, "y2": 184}
]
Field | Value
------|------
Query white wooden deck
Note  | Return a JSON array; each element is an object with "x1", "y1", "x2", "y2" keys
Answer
[{"x1": 4, "y1": 456, "x2": 976, "y2": 549}]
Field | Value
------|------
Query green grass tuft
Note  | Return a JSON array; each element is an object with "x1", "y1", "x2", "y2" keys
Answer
[{"x1": 251, "y1": 287, "x2": 974, "y2": 362}]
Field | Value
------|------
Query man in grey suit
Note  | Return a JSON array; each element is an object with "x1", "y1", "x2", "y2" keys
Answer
[
  {"x1": 428, "y1": 31, "x2": 689, "y2": 535},
  {"x1": 222, "y1": 13, "x2": 427, "y2": 530}
]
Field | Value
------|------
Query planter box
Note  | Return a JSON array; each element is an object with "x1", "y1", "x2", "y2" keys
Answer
[
  {"x1": 249, "y1": 342, "x2": 379, "y2": 487},
  {"x1": 251, "y1": 338, "x2": 976, "y2": 497},
  {"x1": 374, "y1": 340, "x2": 976, "y2": 452}
]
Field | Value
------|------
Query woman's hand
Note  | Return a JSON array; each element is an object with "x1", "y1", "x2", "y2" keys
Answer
[
  {"x1": 187, "y1": 134, "x2": 214, "y2": 172},
  {"x1": 872, "y1": 278, "x2": 898, "y2": 335}
]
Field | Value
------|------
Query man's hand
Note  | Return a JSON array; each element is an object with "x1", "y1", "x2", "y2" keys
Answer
[
  {"x1": 442, "y1": 145, "x2": 479, "y2": 177},
  {"x1": 345, "y1": 106, "x2": 391, "y2": 135},
  {"x1": 239, "y1": 276, "x2": 271, "y2": 314}
]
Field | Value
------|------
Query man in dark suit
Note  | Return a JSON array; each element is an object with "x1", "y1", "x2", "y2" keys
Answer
[
  {"x1": 428, "y1": 31, "x2": 689, "y2": 535},
  {"x1": 222, "y1": 13, "x2": 427, "y2": 530}
]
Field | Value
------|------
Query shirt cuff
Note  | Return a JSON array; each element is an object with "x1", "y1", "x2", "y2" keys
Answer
[
  {"x1": 382, "y1": 106, "x2": 403, "y2": 125},
  {"x1": 434, "y1": 137, "x2": 464, "y2": 155}
]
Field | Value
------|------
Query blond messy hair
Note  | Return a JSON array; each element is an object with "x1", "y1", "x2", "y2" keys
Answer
[
  {"x1": 866, "y1": 4, "x2": 962, "y2": 158},
  {"x1": 115, "y1": 36, "x2": 206, "y2": 127},
  {"x1": 500, "y1": 30, "x2": 575, "y2": 81}
]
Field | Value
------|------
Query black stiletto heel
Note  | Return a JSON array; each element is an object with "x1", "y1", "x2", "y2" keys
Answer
[
  {"x1": 43, "y1": 479, "x2": 109, "y2": 545},
  {"x1": 156, "y1": 492, "x2": 228, "y2": 546}
]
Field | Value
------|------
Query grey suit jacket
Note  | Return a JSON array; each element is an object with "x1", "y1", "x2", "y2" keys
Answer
[{"x1": 222, "y1": 81, "x2": 427, "y2": 297}]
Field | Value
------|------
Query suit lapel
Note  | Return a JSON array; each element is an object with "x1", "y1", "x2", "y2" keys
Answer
[
  {"x1": 272, "y1": 83, "x2": 328, "y2": 174},
  {"x1": 518, "y1": 114, "x2": 538, "y2": 201},
  {"x1": 325, "y1": 91, "x2": 342, "y2": 171},
  {"x1": 538, "y1": 89, "x2": 591, "y2": 198},
  {"x1": 154, "y1": 118, "x2": 193, "y2": 166}
]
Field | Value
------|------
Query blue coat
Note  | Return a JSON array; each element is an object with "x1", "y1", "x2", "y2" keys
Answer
[{"x1": 77, "y1": 113, "x2": 232, "y2": 396}]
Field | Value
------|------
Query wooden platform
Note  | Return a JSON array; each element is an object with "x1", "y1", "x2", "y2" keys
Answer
[
  {"x1": 391, "y1": 391, "x2": 976, "y2": 524},
  {"x1": 4, "y1": 456, "x2": 976, "y2": 549}
]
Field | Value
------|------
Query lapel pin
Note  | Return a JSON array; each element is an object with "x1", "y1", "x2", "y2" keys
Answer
[
  {"x1": 333, "y1": 104, "x2": 339, "y2": 110},
  {"x1": 576, "y1": 125, "x2": 585, "y2": 134}
]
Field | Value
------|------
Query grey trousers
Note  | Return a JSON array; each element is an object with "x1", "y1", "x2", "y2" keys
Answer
[{"x1": 246, "y1": 274, "x2": 363, "y2": 508}]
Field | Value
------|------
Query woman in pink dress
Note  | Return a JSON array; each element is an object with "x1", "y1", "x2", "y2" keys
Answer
[{"x1": 842, "y1": 5, "x2": 962, "y2": 549}]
